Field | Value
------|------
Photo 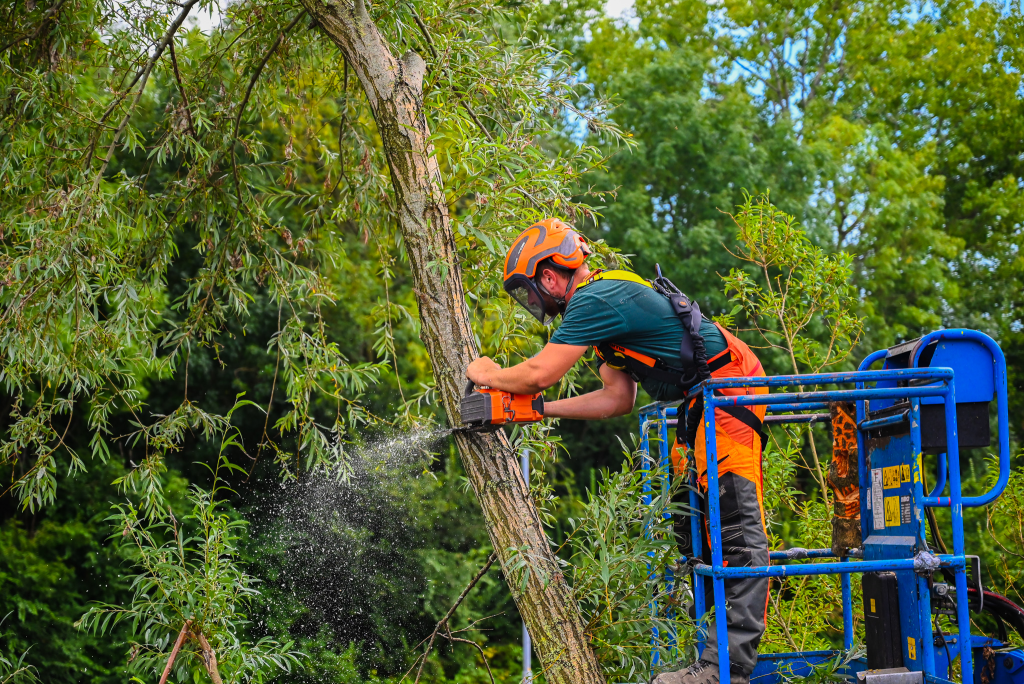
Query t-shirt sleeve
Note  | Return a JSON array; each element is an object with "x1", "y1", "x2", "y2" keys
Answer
[{"x1": 550, "y1": 292, "x2": 631, "y2": 347}]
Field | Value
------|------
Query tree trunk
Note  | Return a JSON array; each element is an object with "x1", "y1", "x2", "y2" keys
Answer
[{"x1": 294, "y1": 2, "x2": 605, "y2": 683}]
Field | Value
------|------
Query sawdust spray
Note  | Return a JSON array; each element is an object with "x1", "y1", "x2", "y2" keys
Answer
[{"x1": 243, "y1": 426, "x2": 456, "y2": 680}]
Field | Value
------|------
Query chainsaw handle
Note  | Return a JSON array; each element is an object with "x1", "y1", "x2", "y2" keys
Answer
[{"x1": 465, "y1": 380, "x2": 476, "y2": 397}]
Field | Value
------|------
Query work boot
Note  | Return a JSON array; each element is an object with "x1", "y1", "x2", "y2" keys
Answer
[{"x1": 651, "y1": 660, "x2": 719, "y2": 684}]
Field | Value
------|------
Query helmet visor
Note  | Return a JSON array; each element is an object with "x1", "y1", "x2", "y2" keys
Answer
[{"x1": 505, "y1": 276, "x2": 555, "y2": 325}]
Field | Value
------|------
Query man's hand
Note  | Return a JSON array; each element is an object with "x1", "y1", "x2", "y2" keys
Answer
[{"x1": 466, "y1": 356, "x2": 501, "y2": 387}]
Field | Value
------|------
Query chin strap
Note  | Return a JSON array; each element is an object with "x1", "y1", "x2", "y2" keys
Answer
[
  {"x1": 554, "y1": 272, "x2": 579, "y2": 313},
  {"x1": 538, "y1": 270, "x2": 577, "y2": 315}
]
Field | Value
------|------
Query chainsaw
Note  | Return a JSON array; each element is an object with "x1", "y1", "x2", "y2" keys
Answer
[{"x1": 459, "y1": 381, "x2": 545, "y2": 432}]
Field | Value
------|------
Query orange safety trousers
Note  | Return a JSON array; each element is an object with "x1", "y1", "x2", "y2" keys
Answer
[{"x1": 670, "y1": 323, "x2": 770, "y2": 678}]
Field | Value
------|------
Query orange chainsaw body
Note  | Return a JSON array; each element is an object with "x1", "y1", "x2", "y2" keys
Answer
[{"x1": 460, "y1": 382, "x2": 544, "y2": 432}]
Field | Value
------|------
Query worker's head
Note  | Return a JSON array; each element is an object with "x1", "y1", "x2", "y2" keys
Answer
[{"x1": 503, "y1": 218, "x2": 591, "y2": 324}]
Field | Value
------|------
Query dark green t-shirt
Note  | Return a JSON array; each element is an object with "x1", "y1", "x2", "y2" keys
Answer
[{"x1": 550, "y1": 277, "x2": 726, "y2": 401}]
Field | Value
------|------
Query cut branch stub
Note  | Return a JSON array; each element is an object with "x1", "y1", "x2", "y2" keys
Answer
[{"x1": 401, "y1": 50, "x2": 426, "y2": 93}]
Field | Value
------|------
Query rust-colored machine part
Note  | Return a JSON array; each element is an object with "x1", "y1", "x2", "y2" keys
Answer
[
  {"x1": 460, "y1": 381, "x2": 544, "y2": 432},
  {"x1": 828, "y1": 400, "x2": 861, "y2": 557}
]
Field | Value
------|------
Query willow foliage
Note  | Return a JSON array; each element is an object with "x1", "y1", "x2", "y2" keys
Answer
[{"x1": 0, "y1": 0, "x2": 623, "y2": 511}]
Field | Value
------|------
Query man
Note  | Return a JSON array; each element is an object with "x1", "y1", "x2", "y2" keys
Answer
[{"x1": 466, "y1": 218, "x2": 769, "y2": 684}]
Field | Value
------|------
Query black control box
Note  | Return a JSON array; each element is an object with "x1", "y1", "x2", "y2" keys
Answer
[{"x1": 863, "y1": 572, "x2": 904, "y2": 670}]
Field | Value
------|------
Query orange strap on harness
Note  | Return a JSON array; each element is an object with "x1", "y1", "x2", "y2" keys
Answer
[{"x1": 594, "y1": 342, "x2": 733, "y2": 387}]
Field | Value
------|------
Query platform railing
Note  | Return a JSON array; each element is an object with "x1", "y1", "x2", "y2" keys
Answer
[
  {"x1": 639, "y1": 404, "x2": 674, "y2": 666},
  {"x1": 639, "y1": 366, "x2": 977, "y2": 684},
  {"x1": 857, "y1": 329, "x2": 1011, "y2": 509}
]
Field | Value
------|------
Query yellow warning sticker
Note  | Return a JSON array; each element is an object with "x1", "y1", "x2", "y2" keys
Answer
[
  {"x1": 870, "y1": 598, "x2": 876, "y2": 614},
  {"x1": 883, "y1": 466, "x2": 902, "y2": 489},
  {"x1": 908, "y1": 637, "x2": 917, "y2": 660},
  {"x1": 901, "y1": 464, "x2": 911, "y2": 483},
  {"x1": 884, "y1": 496, "x2": 901, "y2": 527}
]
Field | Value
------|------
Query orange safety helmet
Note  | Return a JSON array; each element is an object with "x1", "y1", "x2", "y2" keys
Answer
[{"x1": 503, "y1": 218, "x2": 591, "y2": 324}]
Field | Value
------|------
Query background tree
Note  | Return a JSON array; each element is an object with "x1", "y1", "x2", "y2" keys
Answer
[
  {"x1": 541, "y1": 0, "x2": 1024, "y2": 656},
  {"x1": 719, "y1": 194, "x2": 864, "y2": 654},
  {"x1": 721, "y1": 192, "x2": 863, "y2": 495},
  {"x1": 77, "y1": 412, "x2": 301, "y2": 684}
]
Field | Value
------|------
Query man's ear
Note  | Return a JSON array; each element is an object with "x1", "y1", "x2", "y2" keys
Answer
[{"x1": 537, "y1": 267, "x2": 556, "y2": 289}]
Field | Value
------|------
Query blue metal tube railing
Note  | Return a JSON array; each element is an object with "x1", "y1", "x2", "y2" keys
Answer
[
  {"x1": 665, "y1": 403, "x2": 834, "y2": 425},
  {"x1": 940, "y1": 380, "x2": 973, "y2": 681},
  {"x1": 841, "y1": 567, "x2": 853, "y2": 651},
  {"x1": 851, "y1": 329, "x2": 1009, "y2": 509},
  {"x1": 929, "y1": 453, "x2": 948, "y2": 498},
  {"x1": 765, "y1": 413, "x2": 830, "y2": 424},
  {"x1": 701, "y1": 385, "x2": 731, "y2": 679},
  {"x1": 709, "y1": 384, "x2": 950, "y2": 407},
  {"x1": 858, "y1": 349, "x2": 888, "y2": 371},
  {"x1": 859, "y1": 410, "x2": 908, "y2": 430},
  {"x1": 659, "y1": 412, "x2": 675, "y2": 654},
  {"x1": 768, "y1": 548, "x2": 835, "y2": 560},
  {"x1": 639, "y1": 416, "x2": 657, "y2": 666},
  {"x1": 636, "y1": 340, "x2": 1007, "y2": 684},
  {"x1": 690, "y1": 554, "x2": 967, "y2": 579},
  {"x1": 687, "y1": 425, "x2": 707, "y2": 648},
  {"x1": 766, "y1": 402, "x2": 830, "y2": 412},
  {"x1": 694, "y1": 369, "x2": 972, "y2": 684},
  {"x1": 687, "y1": 367, "x2": 953, "y2": 395},
  {"x1": 667, "y1": 402, "x2": 833, "y2": 416},
  {"x1": 912, "y1": 329, "x2": 1010, "y2": 508},
  {"x1": 911, "y1": 399, "x2": 938, "y2": 676}
]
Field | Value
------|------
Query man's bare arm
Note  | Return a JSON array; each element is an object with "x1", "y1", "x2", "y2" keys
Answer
[
  {"x1": 543, "y1": 362, "x2": 637, "y2": 420},
  {"x1": 466, "y1": 343, "x2": 588, "y2": 394}
]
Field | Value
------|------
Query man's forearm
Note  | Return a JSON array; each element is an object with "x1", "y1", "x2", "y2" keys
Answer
[
  {"x1": 475, "y1": 360, "x2": 547, "y2": 395},
  {"x1": 545, "y1": 388, "x2": 633, "y2": 420},
  {"x1": 467, "y1": 344, "x2": 588, "y2": 394}
]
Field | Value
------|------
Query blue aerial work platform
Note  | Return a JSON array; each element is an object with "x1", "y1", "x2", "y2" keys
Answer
[{"x1": 637, "y1": 329, "x2": 1024, "y2": 684}]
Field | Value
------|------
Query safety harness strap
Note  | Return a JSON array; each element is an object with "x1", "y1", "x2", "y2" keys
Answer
[
  {"x1": 707, "y1": 350, "x2": 732, "y2": 374},
  {"x1": 718, "y1": 403, "x2": 769, "y2": 452},
  {"x1": 577, "y1": 269, "x2": 653, "y2": 289},
  {"x1": 594, "y1": 342, "x2": 700, "y2": 388},
  {"x1": 687, "y1": 392, "x2": 769, "y2": 453},
  {"x1": 583, "y1": 270, "x2": 718, "y2": 392},
  {"x1": 594, "y1": 336, "x2": 732, "y2": 390}
]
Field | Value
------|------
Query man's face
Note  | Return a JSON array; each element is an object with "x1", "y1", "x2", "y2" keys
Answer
[{"x1": 536, "y1": 267, "x2": 571, "y2": 317}]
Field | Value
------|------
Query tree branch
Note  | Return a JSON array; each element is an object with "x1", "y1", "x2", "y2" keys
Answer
[
  {"x1": 405, "y1": 1, "x2": 439, "y2": 62},
  {"x1": 158, "y1": 619, "x2": 192, "y2": 684},
  {"x1": 408, "y1": 552, "x2": 498, "y2": 684},
  {"x1": 0, "y1": 0, "x2": 70, "y2": 54},
  {"x1": 450, "y1": 636, "x2": 496, "y2": 684},
  {"x1": 168, "y1": 39, "x2": 196, "y2": 139},
  {"x1": 84, "y1": 0, "x2": 201, "y2": 189},
  {"x1": 231, "y1": 10, "x2": 306, "y2": 210},
  {"x1": 196, "y1": 632, "x2": 223, "y2": 684},
  {"x1": 404, "y1": 1, "x2": 495, "y2": 144},
  {"x1": 441, "y1": 551, "x2": 497, "y2": 627}
]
